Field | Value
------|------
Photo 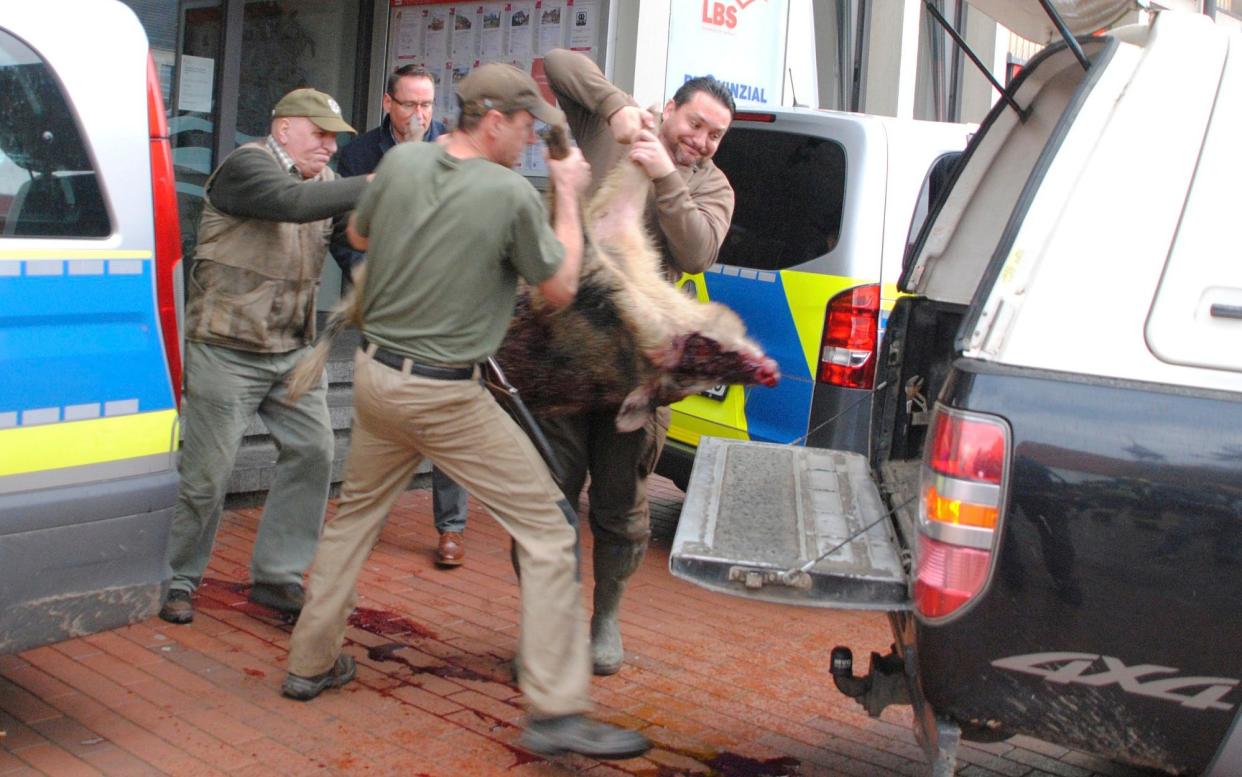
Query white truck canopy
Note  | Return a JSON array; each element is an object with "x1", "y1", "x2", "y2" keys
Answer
[{"x1": 967, "y1": 0, "x2": 1143, "y2": 41}]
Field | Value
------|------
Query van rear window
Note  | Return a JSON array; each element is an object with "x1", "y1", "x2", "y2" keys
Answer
[
  {"x1": 0, "y1": 31, "x2": 109, "y2": 238},
  {"x1": 712, "y1": 127, "x2": 845, "y2": 270}
]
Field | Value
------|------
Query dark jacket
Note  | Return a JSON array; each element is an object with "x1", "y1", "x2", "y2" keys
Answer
[{"x1": 331, "y1": 113, "x2": 447, "y2": 281}]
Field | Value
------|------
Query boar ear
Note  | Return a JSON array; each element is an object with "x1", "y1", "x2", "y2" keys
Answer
[{"x1": 615, "y1": 386, "x2": 655, "y2": 432}]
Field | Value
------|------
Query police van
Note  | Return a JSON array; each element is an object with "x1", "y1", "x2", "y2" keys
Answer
[
  {"x1": 0, "y1": 1, "x2": 183, "y2": 654},
  {"x1": 659, "y1": 108, "x2": 972, "y2": 488}
]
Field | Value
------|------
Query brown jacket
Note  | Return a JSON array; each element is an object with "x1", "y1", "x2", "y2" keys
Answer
[
  {"x1": 543, "y1": 48, "x2": 735, "y2": 279},
  {"x1": 185, "y1": 141, "x2": 367, "y2": 353}
]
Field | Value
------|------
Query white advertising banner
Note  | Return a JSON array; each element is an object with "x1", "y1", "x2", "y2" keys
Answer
[{"x1": 664, "y1": 0, "x2": 789, "y2": 108}]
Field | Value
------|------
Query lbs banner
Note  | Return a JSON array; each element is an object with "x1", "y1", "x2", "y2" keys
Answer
[{"x1": 664, "y1": 0, "x2": 790, "y2": 108}]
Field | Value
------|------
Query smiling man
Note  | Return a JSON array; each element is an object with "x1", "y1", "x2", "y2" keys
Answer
[{"x1": 539, "y1": 48, "x2": 735, "y2": 677}]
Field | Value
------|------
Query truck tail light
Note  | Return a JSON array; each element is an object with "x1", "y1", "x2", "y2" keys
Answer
[
  {"x1": 147, "y1": 54, "x2": 183, "y2": 406},
  {"x1": 914, "y1": 406, "x2": 1008, "y2": 619},
  {"x1": 913, "y1": 536, "x2": 992, "y2": 618},
  {"x1": 818, "y1": 284, "x2": 879, "y2": 389}
]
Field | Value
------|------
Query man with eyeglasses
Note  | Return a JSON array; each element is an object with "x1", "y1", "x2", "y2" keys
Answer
[
  {"x1": 332, "y1": 65, "x2": 445, "y2": 282},
  {"x1": 330, "y1": 65, "x2": 472, "y2": 572},
  {"x1": 337, "y1": 65, "x2": 445, "y2": 188}
]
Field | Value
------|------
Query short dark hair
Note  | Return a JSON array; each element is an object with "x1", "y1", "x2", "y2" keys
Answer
[
  {"x1": 387, "y1": 65, "x2": 433, "y2": 97},
  {"x1": 672, "y1": 76, "x2": 736, "y2": 117}
]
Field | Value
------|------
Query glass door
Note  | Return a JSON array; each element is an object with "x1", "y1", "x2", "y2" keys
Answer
[{"x1": 123, "y1": 0, "x2": 365, "y2": 267}]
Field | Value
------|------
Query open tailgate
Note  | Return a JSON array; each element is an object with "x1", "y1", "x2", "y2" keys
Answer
[{"x1": 670, "y1": 437, "x2": 911, "y2": 610}]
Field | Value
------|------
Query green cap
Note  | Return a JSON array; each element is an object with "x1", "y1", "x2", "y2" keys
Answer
[
  {"x1": 271, "y1": 88, "x2": 356, "y2": 134},
  {"x1": 456, "y1": 64, "x2": 565, "y2": 127}
]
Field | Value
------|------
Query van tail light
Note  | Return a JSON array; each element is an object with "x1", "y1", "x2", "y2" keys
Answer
[
  {"x1": 914, "y1": 406, "x2": 1008, "y2": 619},
  {"x1": 147, "y1": 54, "x2": 183, "y2": 406},
  {"x1": 818, "y1": 284, "x2": 879, "y2": 389}
]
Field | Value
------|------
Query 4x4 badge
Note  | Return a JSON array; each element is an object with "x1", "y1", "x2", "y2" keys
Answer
[{"x1": 993, "y1": 652, "x2": 1239, "y2": 711}]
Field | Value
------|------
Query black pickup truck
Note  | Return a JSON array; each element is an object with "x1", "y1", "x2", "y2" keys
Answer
[{"x1": 670, "y1": 8, "x2": 1242, "y2": 776}]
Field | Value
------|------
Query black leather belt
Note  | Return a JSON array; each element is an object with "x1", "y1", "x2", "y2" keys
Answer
[{"x1": 362, "y1": 340, "x2": 475, "y2": 381}]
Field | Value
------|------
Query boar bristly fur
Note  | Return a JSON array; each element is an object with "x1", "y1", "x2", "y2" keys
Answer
[{"x1": 497, "y1": 156, "x2": 779, "y2": 432}]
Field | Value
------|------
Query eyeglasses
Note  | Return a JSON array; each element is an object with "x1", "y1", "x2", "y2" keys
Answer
[{"x1": 390, "y1": 98, "x2": 435, "y2": 111}]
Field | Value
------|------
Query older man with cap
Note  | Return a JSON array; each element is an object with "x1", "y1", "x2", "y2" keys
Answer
[
  {"x1": 281, "y1": 64, "x2": 650, "y2": 760},
  {"x1": 159, "y1": 87, "x2": 371, "y2": 626}
]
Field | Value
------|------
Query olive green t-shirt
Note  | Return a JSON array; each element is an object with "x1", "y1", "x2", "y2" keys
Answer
[{"x1": 352, "y1": 143, "x2": 563, "y2": 364}]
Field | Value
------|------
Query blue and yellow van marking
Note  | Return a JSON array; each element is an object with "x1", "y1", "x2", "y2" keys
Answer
[
  {"x1": 0, "y1": 411, "x2": 178, "y2": 477},
  {"x1": 671, "y1": 267, "x2": 898, "y2": 448},
  {"x1": 0, "y1": 251, "x2": 177, "y2": 477}
]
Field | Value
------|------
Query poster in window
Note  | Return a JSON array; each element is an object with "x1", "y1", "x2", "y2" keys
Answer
[
  {"x1": 425, "y1": 5, "x2": 450, "y2": 64},
  {"x1": 536, "y1": 0, "x2": 564, "y2": 55},
  {"x1": 394, "y1": 8, "x2": 423, "y2": 61},
  {"x1": 447, "y1": 60, "x2": 475, "y2": 118},
  {"x1": 480, "y1": 3, "x2": 505, "y2": 60},
  {"x1": 521, "y1": 121, "x2": 550, "y2": 175},
  {"x1": 567, "y1": 0, "x2": 596, "y2": 53},
  {"x1": 507, "y1": 2, "x2": 535, "y2": 60},
  {"x1": 425, "y1": 61, "x2": 447, "y2": 117},
  {"x1": 451, "y1": 6, "x2": 478, "y2": 63}
]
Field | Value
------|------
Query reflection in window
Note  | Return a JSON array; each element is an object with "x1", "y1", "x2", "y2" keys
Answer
[
  {"x1": 0, "y1": 30, "x2": 109, "y2": 238},
  {"x1": 712, "y1": 128, "x2": 846, "y2": 271},
  {"x1": 238, "y1": 1, "x2": 360, "y2": 142}
]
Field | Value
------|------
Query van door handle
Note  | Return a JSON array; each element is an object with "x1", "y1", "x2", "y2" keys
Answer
[{"x1": 1209, "y1": 304, "x2": 1242, "y2": 320}]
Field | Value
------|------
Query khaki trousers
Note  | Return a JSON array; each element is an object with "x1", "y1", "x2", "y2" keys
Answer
[{"x1": 287, "y1": 350, "x2": 591, "y2": 717}]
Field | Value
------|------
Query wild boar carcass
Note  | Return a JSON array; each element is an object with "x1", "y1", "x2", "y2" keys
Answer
[{"x1": 494, "y1": 157, "x2": 779, "y2": 433}]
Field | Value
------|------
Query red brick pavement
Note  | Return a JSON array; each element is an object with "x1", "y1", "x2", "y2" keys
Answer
[{"x1": 1, "y1": 477, "x2": 1164, "y2": 777}]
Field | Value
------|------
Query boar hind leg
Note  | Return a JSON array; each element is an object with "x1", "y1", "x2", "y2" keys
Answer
[
  {"x1": 587, "y1": 161, "x2": 649, "y2": 247},
  {"x1": 586, "y1": 162, "x2": 688, "y2": 360}
]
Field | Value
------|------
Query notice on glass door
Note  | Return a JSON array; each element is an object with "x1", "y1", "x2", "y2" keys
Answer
[{"x1": 177, "y1": 55, "x2": 214, "y2": 113}]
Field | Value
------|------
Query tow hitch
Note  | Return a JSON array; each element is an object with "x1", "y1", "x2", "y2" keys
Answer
[{"x1": 829, "y1": 644, "x2": 909, "y2": 717}]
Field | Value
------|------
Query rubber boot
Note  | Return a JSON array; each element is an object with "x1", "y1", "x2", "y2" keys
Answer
[{"x1": 590, "y1": 541, "x2": 645, "y2": 675}]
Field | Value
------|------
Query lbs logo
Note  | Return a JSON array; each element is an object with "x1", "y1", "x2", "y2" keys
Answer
[
  {"x1": 701, "y1": 0, "x2": 758, "y2": 30},
  {"x1": 994, "y1": 652, "x2": 1239, "y2": 711}
]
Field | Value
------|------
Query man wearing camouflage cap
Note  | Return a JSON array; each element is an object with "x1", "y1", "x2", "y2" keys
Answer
[
  {"x1": 160, "y1": 88, "x2": 370, "y2": 626},
  {"x1": 282, "y1": 64, "x2": 650, "y2": 760}
]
